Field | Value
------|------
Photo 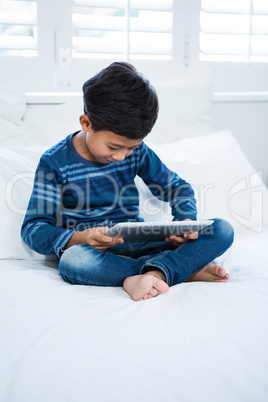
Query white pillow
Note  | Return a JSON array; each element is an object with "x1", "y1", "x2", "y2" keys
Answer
[
  {"x1": 1, "y1": 130, "x2": 266, "y2": 260},
  {"x1": 150, "y1": 72, "x2": 215, "y2": 143},
  {"x1": 0, "y1": 87, "x2": 26, "y2": 125},
  {"x1": 0, "y1": 118, "x2": 31, "y2": 148},
  {"x1": 0, "y1": 88, "x2": 30, "y2": 148},
  {"x1": 23, "y1": 98, "x2": 83, "y2": 146},
  {"x1": 140, "y1": 130, "x2": 268, "y2": 232},
  {"x1": 0, "y1": 146, "x2": 55, "y2": 260}
]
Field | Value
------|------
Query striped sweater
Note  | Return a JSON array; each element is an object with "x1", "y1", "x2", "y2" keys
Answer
[{"x1": 21, "y1": 132, "x2": 197, "y2": 257}]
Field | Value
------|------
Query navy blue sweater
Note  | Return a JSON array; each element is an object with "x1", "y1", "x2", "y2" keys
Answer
[{"x1": 21, "y1": 133, "x2": 197, "y2": 257}]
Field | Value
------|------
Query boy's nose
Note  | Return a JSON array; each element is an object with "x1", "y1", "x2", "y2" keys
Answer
[{"x1": 112, "y1": 150, "x2": 127, "y2": 161}]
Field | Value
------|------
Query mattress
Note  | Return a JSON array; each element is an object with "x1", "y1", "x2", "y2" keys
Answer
[
  {"x1": 1, "y1": 226, "x2": 268, "y2": 402},
  {"x1": 1, "y1": 89, "x2": 268, "y2": 401}
]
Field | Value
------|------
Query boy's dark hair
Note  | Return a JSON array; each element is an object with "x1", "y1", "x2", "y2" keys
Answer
[{"x1": 82, "y1": 62, "x2": 159, "y2": 139}]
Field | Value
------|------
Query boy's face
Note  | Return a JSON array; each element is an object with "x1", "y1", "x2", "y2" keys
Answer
[{"x1": 80, "y1": 115, "x2": 143, "y2": 164}]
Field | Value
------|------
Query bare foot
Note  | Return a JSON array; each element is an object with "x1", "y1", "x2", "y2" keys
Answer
[
  {"x1": 123, "y1": 271, "x2": 169, "y2": 302},
  {"x1": 186, "y1": 263, "x2": 229, "y2": 283}
]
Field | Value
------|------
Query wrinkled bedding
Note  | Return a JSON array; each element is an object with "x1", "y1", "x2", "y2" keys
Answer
[{"x1": 1, "y1": 226, "x2": 268, "y2": 402}]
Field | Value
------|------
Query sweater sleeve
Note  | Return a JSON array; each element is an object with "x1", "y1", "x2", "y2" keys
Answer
[
  {"x1": 21, "y1": 157, "x2": 75, "y2": 257},
  {"x1": 137, "y1": 143, "x2": 197, "y2": 221}
]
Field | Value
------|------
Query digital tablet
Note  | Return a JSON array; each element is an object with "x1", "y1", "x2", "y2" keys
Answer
[{"x1": 103, "y1": 220, "x2": 214, "y2": 243}]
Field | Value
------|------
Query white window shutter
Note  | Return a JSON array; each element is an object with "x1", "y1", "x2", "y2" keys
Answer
[
  {"x1": 0, "y1": 0, "x2": 38, "y2": 56},
  {"x1": 72, "y1": 0, "x2": 173, "y2": 60},
  {"x1": 200, "y1": 0, "x2": 268, "y2": 62}
]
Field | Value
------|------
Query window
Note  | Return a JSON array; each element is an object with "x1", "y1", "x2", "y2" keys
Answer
[
  {"x1": 72, "y1": 0, "x2": 173, "y2": 60},
  {"x1": 0, "y1": 0, "x2": 38, "y2": 56},
  {"x1": 0, "y1": 0, "x2": 267, "y2": 92},
  {"x1": 200, "y1": 0, "x2": 268, "y2": 62}
]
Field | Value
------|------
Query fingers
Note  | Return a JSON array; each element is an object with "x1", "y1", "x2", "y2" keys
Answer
[
  {"x1": 166, "y1": 235, "x2": 186, "y2": 244},
  {"x1": 187, "y1": 231, "x2": 199, "y2": 240},
  {"x1": 97, "y1": 229, "x2": 124, "y2": 245},
  {"x1": 165, "y1": 231, "x2": 198, "y2": 246},
  {"x1": 87, "y1": 227, "x2": 124, "y2": 249},
  {"x1": 100, "y1": 235, "x2": 124, "y2": 246},
  {"x1": 94, "y1": 227, "x2": 115, "y2": 243},
  {"x1": 95, "y1": 236, "x2": 123, "y2": 251}
]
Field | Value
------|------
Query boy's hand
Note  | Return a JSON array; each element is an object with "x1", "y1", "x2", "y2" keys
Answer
[
  {"x1": 64, "y1": 226, "x2": 124, "y2": 252},
  {"x1": 165, "y1": 219, "x2": 198, "y2": 247},
  {"x1": 84, "y1": 226, "x2": 124, "y2": 251}
]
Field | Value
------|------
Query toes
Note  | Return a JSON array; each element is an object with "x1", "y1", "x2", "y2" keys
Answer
[
  {"x1": 218, "y1": 268, "x2": 224, "y2": 277},
  {"x1": 150, "y1": 288, "x2": 158, "y2": 297},
  {"x1": 125, "y1": 273, "x2": 169, "y2": 302},
  {"x1": 153, "y1": 278, "x2": 169, "y2": 294},
  {"x1": 139, "y1": 287, "x2": 159, "y2": 301},
  {"x1": 215, "y1": 266, "x2": 229, "y2": 279}
]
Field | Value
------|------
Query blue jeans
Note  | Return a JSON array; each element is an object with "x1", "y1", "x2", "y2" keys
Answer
[{"x1": 59, "y1": 218, "x2": 234, "y2": 287}]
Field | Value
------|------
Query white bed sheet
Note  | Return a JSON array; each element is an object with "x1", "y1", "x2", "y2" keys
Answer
[{"x1": 1, "y1": 226, "x2": 268, "y2": 402}]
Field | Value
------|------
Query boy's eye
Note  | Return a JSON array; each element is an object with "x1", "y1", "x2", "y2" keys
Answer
[{"x1": 108, "y1": 146, "x2": 137, "y2": 151}]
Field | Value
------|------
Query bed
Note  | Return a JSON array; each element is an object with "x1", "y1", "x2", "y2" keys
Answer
[{"x1": 1, "y1": 75, "x2": 268, "y2": 402}]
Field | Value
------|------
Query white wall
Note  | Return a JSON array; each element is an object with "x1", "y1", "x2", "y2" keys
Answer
[{"x1": 212, "y1": 100, "x2": 268, "y2": 187}]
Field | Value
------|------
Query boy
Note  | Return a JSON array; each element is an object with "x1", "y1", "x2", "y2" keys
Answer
[{"x1": 21, "y1": 62, "x2": 234, "y2": 301}]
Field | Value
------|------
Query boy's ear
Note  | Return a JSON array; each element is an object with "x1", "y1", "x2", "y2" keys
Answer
[{"x1": 80, "y1": 115, "x2": 92, "y2": 132}]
